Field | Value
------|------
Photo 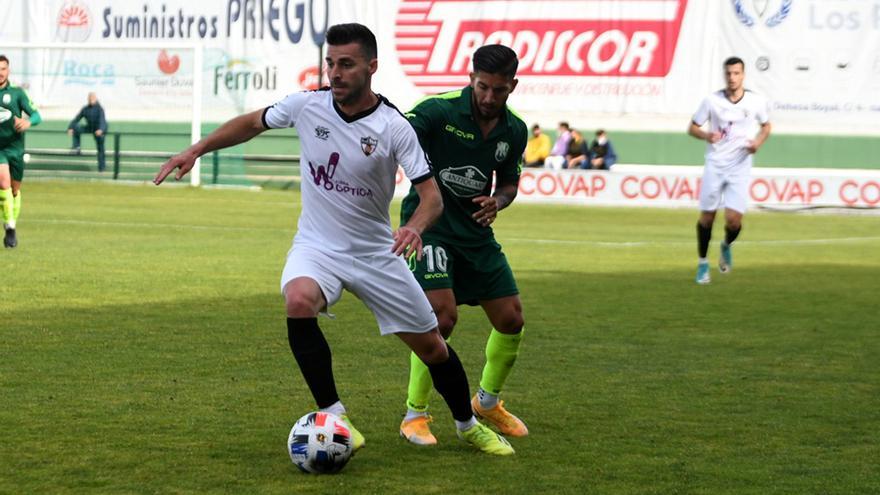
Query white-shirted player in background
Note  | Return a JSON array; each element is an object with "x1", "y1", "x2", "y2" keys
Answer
[
  {"x1": 153, "y1": 23, "x2": 514, "y2": 456},
  {"x1": 688, "y1": 56, "x2": 771, "y2": 285}
]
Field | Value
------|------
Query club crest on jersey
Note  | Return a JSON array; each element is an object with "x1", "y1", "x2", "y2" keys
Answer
[
  {"x1": 495, "y1": 141, "x2": 509, "y2": 162},
  {"x1": 314, "y1": 126, "x2": 330, "y2": 140},
  {"x1": 2, "y1": 94, "x2": 10, "y2": 105},
  {"x1": 361, "y1": 136, "x2": 378, "y2": 156}
]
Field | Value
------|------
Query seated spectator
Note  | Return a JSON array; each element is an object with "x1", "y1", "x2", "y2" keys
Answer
[
  {"x1": 544, "y1": 122, "x2": 571, "y2": 170},
  {"x1": 589, "y1": 129, "x2": 617, "y2": 170},
  {"x1": 524, "y1": 123, "x2": 551, "y2": 167},
  {"x1": 565, "y1": 129, "x2": 590, "y2": 169}
]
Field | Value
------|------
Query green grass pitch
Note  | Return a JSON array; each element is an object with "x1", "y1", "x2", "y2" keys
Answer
[{"x1": 2, "y1": 181, "x2": 878, "y2": 494}]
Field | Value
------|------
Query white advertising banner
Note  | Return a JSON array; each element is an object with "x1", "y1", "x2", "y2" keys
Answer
[
  {"x1": 395, "y1": 165, "x2": 880, "y2": 209},
  {"x1": 2, "y1": 0, "x2": 879, "y2": 135}
]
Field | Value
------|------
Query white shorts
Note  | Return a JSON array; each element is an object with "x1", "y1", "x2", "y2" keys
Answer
[
  {"x1": 699, "y1": 165, "x2": 750, "y2": 214},
  {"x1": 280, "y1": 243, "x2": 438, "y2": 335}
]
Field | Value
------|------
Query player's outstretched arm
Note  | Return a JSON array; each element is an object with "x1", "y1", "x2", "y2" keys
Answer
[
  {"x1": 393, "y1": 178, "x2": 442, "y2": 260},
  {"x1": 154, "y1": 109, "x2": 267, "y2": 184}
]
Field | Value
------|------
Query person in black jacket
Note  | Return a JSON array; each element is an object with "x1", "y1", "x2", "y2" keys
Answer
[{"x1": 68, "y1": 92, "x2": 108, "y2": 171}]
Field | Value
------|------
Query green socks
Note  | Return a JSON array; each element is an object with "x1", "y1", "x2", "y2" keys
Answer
[
  {"x1": 0, "y1": 188, "x2": 13, "y2": 227},
  {"x1": 479, "y1": 328, "x2": 524, "y2": 395},
  {"x1": 406, "y1": 335, "x2": 454, "y2": 413},
  {"x1": 406, "y1": 349, "x2": 433, "y2": 413}
]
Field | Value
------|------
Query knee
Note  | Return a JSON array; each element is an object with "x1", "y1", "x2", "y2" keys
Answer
[
  {"x1": 285, "y1": 290, "x2": 320, "y2": 318},
  {"x1": 419, "y1": 339, "x2": 450, "y2": 365},
  {"x1": 436, "y1": 312, "x2": 457, "y2": 338},
  {"x1": 496, "y1": 312, "x2": 524, "y2": 334},
  {"x1": 726, "y1": 218, "x2": 742, "y2": 230}
]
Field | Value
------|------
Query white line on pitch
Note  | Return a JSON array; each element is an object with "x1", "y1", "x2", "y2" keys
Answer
[{"x1": 26, "y1": 219, "x2": 880, "y2": 246}]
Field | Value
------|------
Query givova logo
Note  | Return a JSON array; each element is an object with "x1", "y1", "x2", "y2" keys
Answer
[{"x1": 395, "y1": 0, "x2": 689, "y2": 93}]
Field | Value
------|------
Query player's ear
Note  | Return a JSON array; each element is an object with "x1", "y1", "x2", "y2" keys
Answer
[
  {"x1": 509, "y1": 78, "x2": 518, "y2": 93},
  {"x1": 469, "y1": 72, "x2": 476, "y2": 84},
  {"x1": 368, "y1": 57, "x2": 377, "y2": 75}
]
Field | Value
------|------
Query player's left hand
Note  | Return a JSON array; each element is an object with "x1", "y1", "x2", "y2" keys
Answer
[
  {"x1": 472, "y1": 195, "x2": 498, "y2": 227},
  {"x1": 745, "y1": 140, "x2": 760, "y2": 154},
  {"x1": 13, "y1": 116, "x2": 30, "y2": 133},
  {"x1": 95, "y1": 129, "x2": 103, "y2": 137},
  {"x1": 392, "y1": 225, "x2": 423, "y2": 260}
]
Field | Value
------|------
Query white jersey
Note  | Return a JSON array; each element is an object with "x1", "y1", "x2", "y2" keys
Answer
[
  {"x1": 692, "y1": 89, "x2": 770, "y2": 169},
  {"x1": 263, "y1": 89, "x2": 431, "y2": 255}
]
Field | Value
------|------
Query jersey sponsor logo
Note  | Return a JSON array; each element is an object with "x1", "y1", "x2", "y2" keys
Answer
[
  {"x1": 444, "y1": 124, "x2": 474, "y2": 140},
  {"x1": 0, "y1": 107, "x2": 11, "y2": 124},
  {"x1": 395, "y1": 0, "x2": 689, "y2": 92},
  {"x1": 360, "y1": 136, "x2": 378, "y2": 156},
  {"x1": 56, "y1": 1, "x2": 92, "y2": 42},
  {"x1": 2, "y1": 94, "x2": 11, "y2": 105},
  {"x1": 732, "y1": 0, "x2": 793, "y2": 28},
  {"x1": 308, "y1": 152, "x2": 376, "y2": 198},
  {"x1": 315, "y1": 126, "x2": 330, "y2": 140},
  {"x1": 439, "y1": 165, "x2": 489, "y2": 197},
  {"x1": 308, "y1": 152, "x2": 340, "y2": 190},
  {"x1": 495, "y1": 141, "x2": 509, "y2": 162}
]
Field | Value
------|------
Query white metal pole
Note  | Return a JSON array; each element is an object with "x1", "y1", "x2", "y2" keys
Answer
[{"x1": 190, "y1": 44, "x2": 203, "y2": 187}]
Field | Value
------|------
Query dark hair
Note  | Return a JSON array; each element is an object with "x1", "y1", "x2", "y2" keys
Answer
[
  {"x1": 596, "y1": 129, "x2": 606, "y2": 136},
  {"x1": 0, "y1": 55, "x2": 8, "y2": 64},
  {"x1": 531, "y1": 124, "x2": 540, "y2": 131},
  {"x1": 326, "y1": 23, "x2": 377, "y2": 60},
  {"x1": 724, "y1": 56, "x2": 745, "y2": 69},
  {"x1": 558, "y1": 122, "x2": 570, "y2": 130},
  {"x1": 473, "y1": 44, "x2": 518, "y2": 79}
]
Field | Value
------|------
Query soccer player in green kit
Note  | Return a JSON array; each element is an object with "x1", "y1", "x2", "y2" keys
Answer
[
  {"x1": 0, "y1": 55, "x2": 42, "y2": 248},
  {"x1": 398, "y1": 44, "x2": 529, "y2": 445}
]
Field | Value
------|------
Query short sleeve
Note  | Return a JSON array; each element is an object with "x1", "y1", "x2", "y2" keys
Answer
[
  {"x1": 756, "y1": 95, "x2": 770, "y2": 124},
  {"x1": 692, "y1": 97, "x2": 710, "y2": 126},
  {"x1": 391, "y1": 117, "x2": 431, "y2": 184},
  {"x1": 263, "y1": 91, "x2": 311, "y2": 129},
  {"x1": 497, "y1": 119, "x2": 527, "y2": 185},
  {"x1": 405, "y1": 99, "x2": 437, "y2": 151}
]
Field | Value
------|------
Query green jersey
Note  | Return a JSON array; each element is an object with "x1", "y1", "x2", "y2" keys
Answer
[
  {"x1": 0, "y1": 82, "x2": 39, "y2": 151},
  {"x1": 401, "y1": 85, "x2": 527, "y2": 246}
]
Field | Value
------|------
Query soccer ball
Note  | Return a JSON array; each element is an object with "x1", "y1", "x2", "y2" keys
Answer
[{"x1": 287, "y1": 411, "x2": 353, "y2": 474}]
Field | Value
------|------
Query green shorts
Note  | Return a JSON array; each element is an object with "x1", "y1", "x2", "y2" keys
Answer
[
  {"x1": 0, "y1": 148, "x2": 24, "y2": 181},
  {"x1": 409, "y1": 233, "x2": 519, "y2": 306}
]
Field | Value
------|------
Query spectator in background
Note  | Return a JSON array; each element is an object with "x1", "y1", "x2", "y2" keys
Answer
[
  {"x1": 565, "y1": 128, "x2": 590, "y2": 169},
  {"x1": 544, "y1": 121, "x2": 571, "y2": 170},
  {"x1": 589, "y1": 129, "x2": 617, "y2": 170},
  {"x1": 523, "y1": 124, "x2": 551, "y2": 168},
  {"x1": 68, "y1": 92, "x2": 108, "y2": 172}
]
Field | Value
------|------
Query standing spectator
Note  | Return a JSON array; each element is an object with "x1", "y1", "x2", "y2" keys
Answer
[
  {"x1": 523, "y1": 123, "x2": 551, "y2": 167},
  {"x1": 68, "y1": 92, "x2": 108, "y2": 172},
  {"x1": 0, "y1": 54, "x2": 42, "y2": 249},
  {"x1": 544, "y1": 121, "x2": 570, "y2": 170},
  {"x1": 565, "y1": 128, "x2": 590, "y2": 169},
  {"x1": 589, "y1": 129, "x2": 617, "y2": 170}
]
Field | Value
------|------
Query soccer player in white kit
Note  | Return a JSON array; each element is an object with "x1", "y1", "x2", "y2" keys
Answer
[
  {"x1": 688, "y1": 56, "x2": 771, "y2": 285},
  {"x1": 153, "y1": 23, "x2": 513, "y2": 456}
]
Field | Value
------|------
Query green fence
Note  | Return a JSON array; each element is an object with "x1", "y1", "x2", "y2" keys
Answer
[{"x1": 22, "y1": 121, "x2": 880, "y2": 188}]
